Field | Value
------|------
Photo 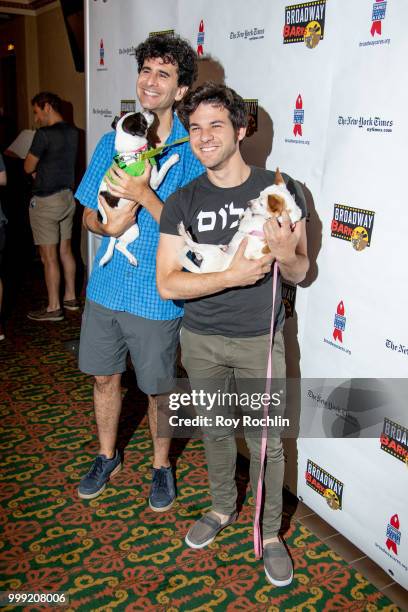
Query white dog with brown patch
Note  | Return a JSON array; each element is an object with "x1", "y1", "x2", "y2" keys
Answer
[{"x1": 178, "y1": 169, "x2": 302, "y2": 273}]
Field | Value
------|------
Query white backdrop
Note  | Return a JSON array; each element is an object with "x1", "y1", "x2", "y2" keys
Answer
[{"x1": 85, "y1": 0, "x2": 408, "y2": 588}]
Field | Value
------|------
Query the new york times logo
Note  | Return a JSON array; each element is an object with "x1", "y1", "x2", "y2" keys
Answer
[
  {"x1": 306, "y1": 459, "x2": 343, "y2": 510},
  {"x1": 118, "y1": 46, "x2": 136, "y2": 56},
  {"x1": 380, "y1": 418, "x2": 408, "y2": 466},
  {"x1": 338, "y1": 115, "x2": 393, "y2": 133},
  {"x1": 92, "y1": 107, "x2": 112, "y2": 118},
  {"x1": 230, "y1": 27, "x2": 265, "y2": 41},
  {"x1": 385, "y1": 338, "x2": 408, "y2": 357},
  {"x1": 331, "y1": 204, "x2": 375, "y2": 251}
]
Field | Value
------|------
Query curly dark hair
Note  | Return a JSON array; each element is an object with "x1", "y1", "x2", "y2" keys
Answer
[
  {"x1": 31, "y1": 91, "x2": 62, "y2": 113},
  {"x1": 178, "y1": 81, "x2": 248, "y2": 131},
  {"x1": 135, "y1": 34, "x2": 198, "y2": 87}
]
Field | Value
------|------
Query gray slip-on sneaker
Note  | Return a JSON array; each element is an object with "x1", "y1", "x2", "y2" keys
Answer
[
  {"x1": 263, "y1": 539, "x2": 294, "y2": 587},
  {"x1": 185, "y1": 511, "x2": 237, "y2": 549}
]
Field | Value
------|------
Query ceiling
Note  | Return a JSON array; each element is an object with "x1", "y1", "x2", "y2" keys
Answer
[{"x1": 0, "y1": 0, "x2": 58, "y2": 17}]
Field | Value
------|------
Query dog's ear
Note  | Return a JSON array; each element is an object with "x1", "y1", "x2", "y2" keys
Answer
[
  {"x1": 111, "y1": 116, "x2": 120, "y2": 131},
  {"x1": 267, "y1": 194, "x2": 285, "y2": 215},
  {"x1": 274, "y1": 168, "x2": 284, "y2": 185}
]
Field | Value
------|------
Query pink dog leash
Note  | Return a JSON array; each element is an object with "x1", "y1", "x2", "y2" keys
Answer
[{"x1": 253, "y1": 260, "x2": 279, "y2": 559}]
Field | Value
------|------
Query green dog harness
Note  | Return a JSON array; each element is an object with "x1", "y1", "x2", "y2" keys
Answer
[{"x1": 106, "y1": 136, "x2": 189, "y2": 182}]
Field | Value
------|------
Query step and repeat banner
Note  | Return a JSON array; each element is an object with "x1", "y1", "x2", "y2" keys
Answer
[{"x1": 86, "y1": 0, "x2": 408, "y2": 588}]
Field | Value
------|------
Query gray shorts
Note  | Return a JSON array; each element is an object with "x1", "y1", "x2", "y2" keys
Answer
[{"x1": 79, "y1": 299, "x2": 181, "y2": 395}]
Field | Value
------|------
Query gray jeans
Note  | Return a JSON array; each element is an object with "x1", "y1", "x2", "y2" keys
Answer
[{"x1": 180, "y1": 327, "x2": 286, "y2": 538}]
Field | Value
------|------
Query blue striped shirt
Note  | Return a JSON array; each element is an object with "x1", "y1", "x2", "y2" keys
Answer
[{"x1": 75, "y1": 114, "x2": 204, "y2": 320}]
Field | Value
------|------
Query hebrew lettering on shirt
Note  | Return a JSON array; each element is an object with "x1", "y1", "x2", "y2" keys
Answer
[{"x1": 197, "y1": 202, "x2": 244, "y2": 233}]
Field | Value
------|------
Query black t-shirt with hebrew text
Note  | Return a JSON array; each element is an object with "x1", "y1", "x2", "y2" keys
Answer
[{"x1": 160, "y1": 167, "x2": 307, "y2": 337}]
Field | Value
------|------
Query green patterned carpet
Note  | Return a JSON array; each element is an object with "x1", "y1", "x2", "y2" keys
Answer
[{"x1": 0, "y1": 271, "x2": 401, "y2": 611}]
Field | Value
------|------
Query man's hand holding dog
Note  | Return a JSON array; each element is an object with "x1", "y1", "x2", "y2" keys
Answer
[
  {"x1": 98, "y1": 195, "x2": 140, "y2": 238},
  {"x1": 105, "y1": 162, "x2": 152, "y2": 204},
  {"x1": 264, "y1": 210, "x2": 299, "y2": 265},
  {"x1": 104, "y1": 162, "x2": 163, "y2": 223},
  {"x1": 263, "y1": 210, "x2": 309, "y2": 284},
  {"x1": 225, "y1": 238, "x2": 273, "y2": 288}
]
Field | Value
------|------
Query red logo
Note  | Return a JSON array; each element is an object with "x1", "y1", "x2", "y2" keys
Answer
[
  {"x1": 197, "y1": 20, "x2": 205, "y2": 55},
  {"x1": 293, "y1": 94, "x2": 304, "y2": 136},
  {"x1": 386, "y1": 514, "x2": 401, "y2": 555},
  {"x1": 371, "y1": 0, "x2": 387, "y2": 37},
  {"x1": 99, "y1": 39, "x2": 105, "y2": 66},
  {"x1": 333, "y1": 301, "x2": 346, "y2": 343}
]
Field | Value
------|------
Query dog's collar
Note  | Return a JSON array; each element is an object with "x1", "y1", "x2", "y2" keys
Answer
[{"x1": 130, "y1": 143, "x2": 148, "y2": 154}]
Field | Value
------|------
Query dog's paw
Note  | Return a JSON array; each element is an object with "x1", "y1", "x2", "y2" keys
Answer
[{"x1": 128, "y1": 255, "x2": 138, "y2": 266}]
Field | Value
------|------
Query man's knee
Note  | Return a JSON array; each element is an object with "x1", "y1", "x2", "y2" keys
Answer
[
  {"x1": 59, "y1": 239, "x2": 73, "y2": 258},
  {"x1": 39, "y1": 244, "x2": 58, "y2": 264},
  {"x1": 94, "y1": 374, "x2": 121, "y2": 393}
]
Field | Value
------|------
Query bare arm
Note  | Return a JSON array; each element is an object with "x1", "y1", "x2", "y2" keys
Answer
[
  {"x1": 263, "y1": 212, "x2": 309, "y2": 284},
  {"x1": 156, "y1": 234, "x2": 272, "y2": 300},
  {"x1": 82, "y1": 196, "x2": 140, "y2": 237},
  {"x1": 105, "y1": 162, "x2": 163, "y2": 223},
  {"x1": 0, "y1": 170, "x2": 6, "y2": 187},
  {"x1": 24, "y1": 152, "x2": 39, "y2": 174}
]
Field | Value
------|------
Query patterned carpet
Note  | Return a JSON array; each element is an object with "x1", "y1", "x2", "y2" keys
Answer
[{"x1": 0, "y1": 268, "x2": 401, "y2": 611}]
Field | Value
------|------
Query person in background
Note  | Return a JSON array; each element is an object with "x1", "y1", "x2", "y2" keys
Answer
[
  {"x1": 24, "y1": 92, "x2": 79, "y2": 321},
  {"x1": 0, "y1": 154, "x2": 7, "y2": 340}
]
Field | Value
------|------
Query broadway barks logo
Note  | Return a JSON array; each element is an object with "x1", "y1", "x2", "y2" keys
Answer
[
  {"x1": 149, "y1": 29, "x2": 174, "y2": 37},
  {"x1": 121, "y1": 100, "x2": 136, "y2": 116},
  {"x1": 197, "y1": 20, "x2": 205, "y2": 55},
  {"x1": 306, "y1": 460, "x2": 343, "y2": 510},
  {"x1": 331, "y1": 204, "x2": 375, "y2": 251},
  {"x1": 283, "y1": 1, "x2": 326, "y2": 48},
  {"x1": 244, "y1": 99, "x2": 258, "y2": 137},
  {"x1": 360, "y1": 0, "x2": 390, "y2": 47},
  {"x1": 282, "y1": 282, "x2": 297, "y2": 318},
  {"x1": 380, "y1": 417, "x2": 408, "y2": 466}
]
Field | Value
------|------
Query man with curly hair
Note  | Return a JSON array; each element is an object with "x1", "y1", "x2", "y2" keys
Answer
[{"x1": 75, "y1": 34, "x2": 204, "y2": 509}]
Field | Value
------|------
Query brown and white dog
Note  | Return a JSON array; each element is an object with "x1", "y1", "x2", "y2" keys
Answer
[{"x1": 178, "y1": 169, "x2": 302, "y2": 273}]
